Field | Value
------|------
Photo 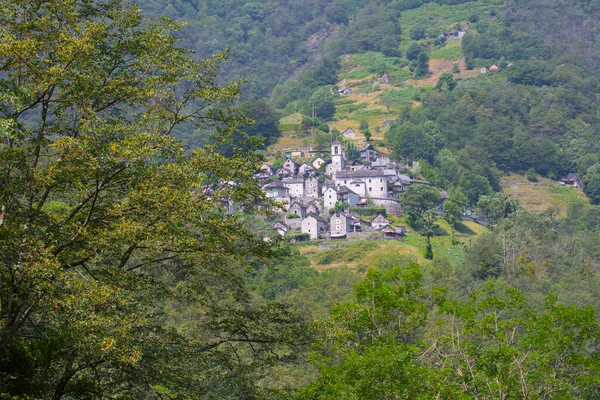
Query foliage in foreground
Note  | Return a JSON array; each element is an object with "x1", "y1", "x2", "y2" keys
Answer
[
  {"x1": 0, "y1": 1, "x2": 305, "y2": 398},
  {"x1": 297, "y1": 261, "x2": 600, "y2": 399}
]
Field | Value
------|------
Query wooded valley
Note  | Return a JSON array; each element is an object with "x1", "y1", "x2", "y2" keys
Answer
[{"x1": 1, "y1": 0, "x2": 600, "y2": 398}]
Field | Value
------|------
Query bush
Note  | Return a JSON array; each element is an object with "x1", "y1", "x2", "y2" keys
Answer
[
  {"x1": 287, "y1": 213, "x2": 301, "y2": 219},
  {"x1": 526, "y1": 168, "x2": 538, "y2": 182},
  {"x1": 349, "y1": 206, "x2": 387, "y2": 216}
]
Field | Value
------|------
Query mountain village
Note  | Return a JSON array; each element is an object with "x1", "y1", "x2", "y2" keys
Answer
[{"x1": 257, "y1": 139, "x2": 445, "y2": 241}]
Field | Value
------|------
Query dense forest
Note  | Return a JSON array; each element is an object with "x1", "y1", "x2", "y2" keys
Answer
[{"x1": 2, "y1": 0, "x2": 600, "y2": 398}]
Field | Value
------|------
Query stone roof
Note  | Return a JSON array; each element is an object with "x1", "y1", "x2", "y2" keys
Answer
[
  {"x1": 304, "y1": 214, "x2": 328, "y2": 223},
  {"x1": 263, "y1": 180, "x2": 287, "y2": 189},
  {"x1": 336, "y1": 169, "x2": 387, "y2": 179},
  {"x1": 282, "y1": 177, "x2": 305, "y2": 184}
]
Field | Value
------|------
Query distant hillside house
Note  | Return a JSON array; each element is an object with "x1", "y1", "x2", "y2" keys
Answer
[
  {"x1": 489, "y1": 64, "x2": 499, "y2": 71},
  {"x1": 371, "y1": 214, "x2": 391, "y2": 230},
  {"x1": 305, "y1": 201, "x2": 320, "y2": 215},
  {"x1": 379, "y1": 73, "x2": 390, "y2": 83},
  {"x1": 330, "y1": 212, "x2": 354, "y2": 239},
  {"x1": 298, "y1": 163, "x2": 314, "y2": 176},
  {"x1": 335, "y1": 169, "x2": 388, "y2": 198},
  {"x1": 301, "y1": 214, "x2": 328, "y2": 240},
  {"x1": 342, "y1": 127, "x2": 356, "y2": 138},
  {"x1": 480, "y1": 66, "x2": 488, "y2": 73}
]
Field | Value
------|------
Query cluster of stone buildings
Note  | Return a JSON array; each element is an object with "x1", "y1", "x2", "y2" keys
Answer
[{"x1": 258, "y1": 139, "x2": 429, "y2": 241}]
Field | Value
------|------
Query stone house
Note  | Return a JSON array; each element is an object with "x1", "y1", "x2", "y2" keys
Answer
[
  {"x1": 262, "y1": 180, "x2": 289, "y2": 199},
  {"x1": 283, "y1": 177, "x2": 305, "y2": 198},
  {"x1": 371, "y1": 214, "x2": 391, "y2": 230},
  {"x1": 342, "y1": 127, "x2": 356, "y2": 138},
  {"x1": 359, "y1": 144, "x2": 380, "y2": 162},
  {"x1": 330, "y1": 212, "x2": 354, "y2": 239},
  {"x1": 323, "y1": 186, "x2": 339, "y2": 212},
  {"x1": 305, "y1": 201, "x2": 320, "y2": 215},
  {"x1": 283, "y1": 158, "x2": 300, "y2": 175},
  {"x1": 287, "y1": 200, "x2": 307, "y2": 218},
  {"x1": 349, "y1": 159, "x2": 366, "y2": 171},
  {"x1": 304, "y1": 174, "x2": 321, "y2": 198},
  {"x1": 301, "y1": 214, "x2": 328, "y2": 240},
  {"x1": 336, "y1": 186, "x2": 360, "y2": 207},
  {"x1": 272, "y1": 221, "x2": 289, "y2": 237}
]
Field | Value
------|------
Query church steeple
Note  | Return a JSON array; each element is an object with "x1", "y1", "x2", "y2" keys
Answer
[{"x1": 331, "y1": 139, "x2": 344, "y2": 175}]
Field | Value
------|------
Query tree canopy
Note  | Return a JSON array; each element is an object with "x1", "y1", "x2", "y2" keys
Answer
[{"x1": 0, "y1": 1, "x2": 303, "y2": 397}]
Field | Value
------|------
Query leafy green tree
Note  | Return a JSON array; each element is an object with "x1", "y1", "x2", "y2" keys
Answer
[
  {"x1": 364, "y1": 129, "x2": 372, "y2": 142},
  {"x1": 583, "y1": 163, "x2": 600, "y2": 205},
  {"x1": 308, "y1": 87, "x2": 337, "y2": 120},
  {"x1": 435, "y1": 72, "x2": 457, "y2": 91},
  {"x1": 414, "y1": 51, "x2": 430, "y2": 78},
  {"x1": 406, "y1": 41, "x2": 424, "y2": 61},
  {"x1": 238, "y1": 98, "x2": 281, "y2": 147},
  {"x1": 0, "y1": 1, "x2": 303, "y2": 398},
  {"x1": 400, "y1": 185, "x2": 441, "y2": 224}
]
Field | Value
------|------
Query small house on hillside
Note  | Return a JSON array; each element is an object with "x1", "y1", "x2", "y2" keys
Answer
[
  {"x1": 489, "y1": 64, "x2": 499, "y2": 71},
  {"x1": 480, "y1": 66, "x2": 488, "y2": 74},
  {"x1": 379, "y1": 74, "x2": 390, "y2": 83},
  {"x1": 371, "y1": 214, "x2": 391, "y2": 230},
  {"x1": 342, "y1": 127, "x2": 356, "y2": 138},
  {"x1": 560, "y1": 173, "x2": 582, "y2": 188}
]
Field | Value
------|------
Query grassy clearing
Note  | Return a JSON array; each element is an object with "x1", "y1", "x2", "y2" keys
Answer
[
  {"x1": 501, "y1": 174, "x2": 588, "y2": 216},
  {"x1": 399, "y1": 1, "x2": 500, "y2": 36},
  {"x1": 430, "y1": 40, "x2": 463, "y2": 60},
  {"x1": 380, "y1": 88, "x2": 418, "y2": 107},
  {"x1": 340, "y1": 69, "x2": 372, "y2": 80},
  {"x1": 303, "y1": 214, "x2": 484, "y2": 270}
]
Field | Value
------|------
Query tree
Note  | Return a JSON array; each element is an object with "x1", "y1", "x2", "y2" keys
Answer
[
  {"x1": 238, "y1": 98, "x2": 281, "y2": 147},
  {"x1": 0, "y1": 1, "x2": 303, "y2": 398},
  {"x1": 308, "y1": 87, "x2": 336, "y2": 120},
  {"x1": 583, "y1": 163, "x2": 600, "y2": 205},
  {"x1": 400, "y1": 185, "x2": 441, "y2": 224},
  {"x1": 435, "y1": 73, "x2": 457, "y2": 91},
  {"x1": 406, "y1": 41, "x2": 424, "y2": 61},
  {"x1": 364, "y1": 129, "x2": 372, "y2": 142},
  {"x1": 414, "y1": 51, "x2": 430, "y2": 78}
]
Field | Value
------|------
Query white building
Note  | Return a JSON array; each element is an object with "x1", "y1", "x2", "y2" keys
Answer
[
  {"x1": 323, "y1": 186, "x2": 339, "y2": 212},
  {"x1": 335, "y1": 170, "x2": 388, "y2": 198}
]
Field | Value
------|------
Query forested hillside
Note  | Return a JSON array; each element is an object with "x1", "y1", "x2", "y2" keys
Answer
[{"x1": 3, "y1": 0, "x2": 600, "y2": 398}]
